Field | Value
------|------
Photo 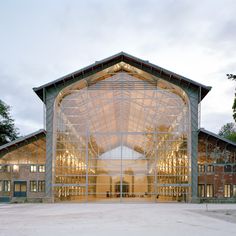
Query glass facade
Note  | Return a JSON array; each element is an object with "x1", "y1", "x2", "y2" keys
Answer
[
  {"x1": 0, "y1": 137, "x2": 46, "y2": 166},
  {"x1": 1, "y1": 54, "x2": 236, "y2": 203},
  {"x1": 54, "y1": 71, "x2": 191, "y2": 202}
]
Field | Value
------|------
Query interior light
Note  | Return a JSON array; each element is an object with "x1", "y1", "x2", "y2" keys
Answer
[{"x1": 13, "y1": 164, "x2": 19, "y2": 172}]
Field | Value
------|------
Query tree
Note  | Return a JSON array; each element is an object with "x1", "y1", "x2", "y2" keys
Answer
[
  {"x1": 0, "y1": 99, "x2": 19, "y2": 146},
  {"x1": 227, "y1": 74, "x2": 236, "y2": 122},
  {"x1": 227, "y1": 74, "x2": 236, "y2": 80},
  {"x1": 218, "y1": 122, "x2": 236, "y2": 143}
]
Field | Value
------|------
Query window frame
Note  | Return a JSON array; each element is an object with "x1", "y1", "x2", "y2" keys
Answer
[
  {"x1": 198, "y1": 184, "x2": 205, "y2": 197},
  {"x1": 233, "y1": 165, "x2": 236, "y2": 173},
  {"x1": 38, "y1": 165, "x2": 45, "y2": 173},
  {"x1": 224, "y1": 184, "x2": 231, "y2": 198},
  {"x1": 206, "y1": 165, "x2": 214, "y2": 173},
  {"x1": 38, "y1": 180, "x2": 45, "y2": 192},
  {"x1": 198, "y1": 164, "x2": 205, "y2": 173},
  {"x1": 233, "y1": 185, "x2": 236, "y2": 197},
  {"x1": 206, "y1": 184, "x2": 214, "y2": 198},
  {"x1": 224, "y1": 165, "x2": 232, "y2": 173},
  {"x1": 30, "y1": 165, "x2": 37, "y2": 173},
  {"x1": 30, "y1": 180, "x2": 37, "y2": 192},
  {"x1": 3, "y1": 180, "x2": 11, "y2": 192},
  {"x1": 12, "y1": 164, "x2": 19, "y2": 173},
  {"x1": 4, "y1": 165, "x2": 11, "y2": 173}
]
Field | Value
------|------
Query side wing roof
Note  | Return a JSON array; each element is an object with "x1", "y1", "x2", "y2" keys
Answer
[{"x1": 0, "y1": 129, "x2": 46, "y2": 157}]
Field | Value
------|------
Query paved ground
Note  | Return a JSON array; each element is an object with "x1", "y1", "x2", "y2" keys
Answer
[{"x1": 0, "y1": 203, "x2": 236, "y2": 236}]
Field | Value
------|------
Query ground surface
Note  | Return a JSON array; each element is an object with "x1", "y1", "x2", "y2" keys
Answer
[{"x1": 0, "y1": 203, "x2": 236, "y2": 236}]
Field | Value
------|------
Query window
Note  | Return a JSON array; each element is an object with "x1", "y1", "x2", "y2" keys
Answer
[
  {"x1": 30, "y1": 181, "x2": 37, "y2": 192},
  {"x1": 38, "y1": 181, "x2": 45, "y2": 192},
  {"x1": 38, "y1": 165, "x2": 45, "y2": 173},
  {"x1": 207, "y1": 165, "x2": 214, "y2": 173},
  {"x1": 3, "y1": 180, "x2": 11, "y2": 192},
  {"x1": 224, "y1": 184, "x2": 231, "y2": 198},
  {"x1": 13, "y1": 181, "x2": 27, "y2": 197},
  {"x1": 198, "y1": 184, "x2": 205, "y2": 197},
  {"x1": 12, "y1": 165, "x2": 19, "y2": 172},
  {"x1": 206, "y1": 184, "x2": 213, "y2": 198},
  {"x1": 233, "y1": 185, "x2": 236, "y2": 197},
  {"x1": 3, "y1": 165, "x2": 11, "y2": 172},
  {"x1": 30, "y1": 165, "x2": 37, "y2": 173},
  {"x1": 233, "y1": 165, "x2": 236, "y2": 173},
  {"x1": 198, "y1": 164, "x2": 205, "y2": 173},
  {"x1": 224, "y1": 165, "x2": 232, "y2": 172}
]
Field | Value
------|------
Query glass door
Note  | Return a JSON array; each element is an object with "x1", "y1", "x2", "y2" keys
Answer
[{"x1": 13, "y1": 181, "x2": 27, "y2": 197}]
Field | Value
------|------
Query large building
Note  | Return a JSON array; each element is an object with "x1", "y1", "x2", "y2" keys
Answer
[{"x1": 0, "y1": 52, "x2": 236, "y2": 203}]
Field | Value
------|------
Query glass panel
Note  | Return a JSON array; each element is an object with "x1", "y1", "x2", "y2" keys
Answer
[
  {"x1": 198, "y1": 184, "x2": 205, "y2": 197},
  {"x1": 233, "y1": 185, "x2": 236, "y2": 197},
  {"x1": 0, "y1": 137, "x2": 46, "y2": 165},
  {"x1": 30, "y1": 165, "x2": 37, "y2": 173},
  {"x1": 38, "y1": 181, "x2": 45, "y2": 192},
  {"x1": 39, "y1": 165, "x2": 45, "y2": 173},
  {"x1": 54, "y1": 70, "x2": 190, "y2": 202},
  {"x1": 14, "y1": 183, "x2": 21, "y2": 192},
  {"x1": 206, "y1": 184, "x2": 213, "y2": 198},
  {"x1": 224, "y1": 184, "x2": 231, "y2": 198},
  {"x1": 12, "y1": 165, "x2": 19, "y2": 172},
  {"x1": 3, "y1": 181, "x2": 11, "y2": 192},
  {"x1": 14, "y1": 182, "x2": 27, "y2": 192},
  {"x1": 21, "y1": 183, "x2": 27, "y2": 192},
  {"x1": 30, "y1": 181, "x2": 37, "y2": 192}
]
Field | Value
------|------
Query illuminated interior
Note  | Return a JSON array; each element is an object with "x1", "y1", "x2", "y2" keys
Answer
[
  {"x1": 54, "y1": 63, "x2": 191, "y2": 202},
  {"x1": 0, "y1": 138, "x2": 46, "y2": 165}
]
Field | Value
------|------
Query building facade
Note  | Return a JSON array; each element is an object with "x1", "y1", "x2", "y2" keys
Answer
[{"x1": 0, "y1": 52, "x2": 236, "y2": 203}]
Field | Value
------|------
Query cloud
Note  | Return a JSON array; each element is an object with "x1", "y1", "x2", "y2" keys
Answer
[
  {"x1": 0, "y1": 0, "x2": 236, "y2": 135},
  {"x1": 201, "y1": 112, "x2": 234, "y2": 133}
]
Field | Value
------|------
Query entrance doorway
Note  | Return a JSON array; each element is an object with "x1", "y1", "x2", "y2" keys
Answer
[
  {"x1": 115, "y1": 181, "x2": 129, "y2": 197},
  {"x1": 13, "y1": 181, "x2": 27, "y2": 197}
]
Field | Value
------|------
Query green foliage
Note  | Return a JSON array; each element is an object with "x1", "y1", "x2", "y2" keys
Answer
[
  {"x1": 233, "y1": 95, "x2": 236, "y2": 122},
  {"x1": 0, "y1": 99, "x2": 19, "y2": 145},
  {"x1": 227, "y1": 74, "x2": 236, "y2": 122},
  {"x1": 218, "y1": 122, "x2": 236, "y2": 143},
  {"x1": 226, "y1": 74, "x2": 236, "y2": 80}
]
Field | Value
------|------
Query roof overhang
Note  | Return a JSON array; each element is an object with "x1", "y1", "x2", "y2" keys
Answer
[
  {"x1": 33, "y1": 52, "x2": 211, "y2": 103},
  {"x1": 199, "y1": 128, "x2": 236, "y2": 148},
  {"x1": 0, "y1": 129, "x2": 46, "y2": 157}
]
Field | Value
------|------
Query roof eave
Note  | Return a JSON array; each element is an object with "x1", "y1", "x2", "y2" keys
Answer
[
  {"x1": 199, "y1": 128, "x2": 236, "y2": 147},
  {"x1": 33, "y1": 52, "x2": 212, "y2": 102},
  {"x1": 0, "y1": 129, "x2": 46, "y2": 156}
]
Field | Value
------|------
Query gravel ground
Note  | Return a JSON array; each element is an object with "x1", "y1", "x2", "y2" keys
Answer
[{"x1": 0, "y1": 203, "x2": 236, "y2": 236}]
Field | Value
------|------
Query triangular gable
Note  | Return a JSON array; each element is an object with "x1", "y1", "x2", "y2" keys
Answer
[{"x1": 33, "y1": 52, "x2": 211, "y2": 102}]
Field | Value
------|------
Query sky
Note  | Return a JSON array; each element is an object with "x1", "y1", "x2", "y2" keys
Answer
[{"x1": 0, "y1": 0, "x2": 235, "y2": 136}]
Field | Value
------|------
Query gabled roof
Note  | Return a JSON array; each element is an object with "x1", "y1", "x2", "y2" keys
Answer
[
  {"x1": 33, "y1": 52, "x2": 211, "y2": 102},
  {"x1": 0, "y1": 129, "x2": 46, "y2": 157},
  {"x1": 199, "y1": 128, "x2": 236, "y2": 147}
]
